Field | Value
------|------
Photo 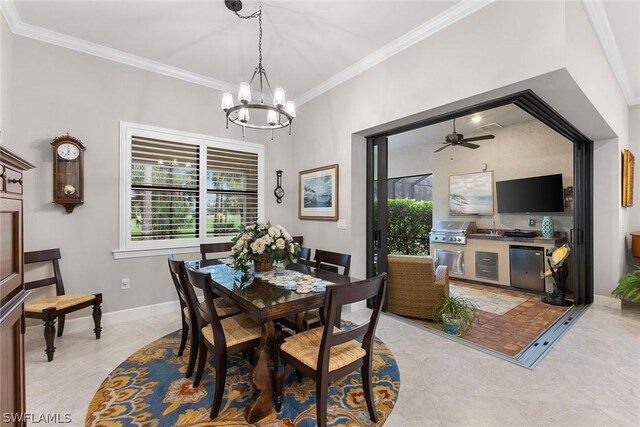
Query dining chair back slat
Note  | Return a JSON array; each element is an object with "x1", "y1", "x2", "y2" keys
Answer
[
  {"x1": 321, "y1": 274, "x2": 386, "y2": 354},
  {"x1": 167, "y1": 256, "x2": 201, "y2": 370},
  {"x1": 200, "y1": 242, "x2": 234, "y2": 261},
  {"x1": 167, "y1": 256, "x2": 193, "y2": 312},
  {"x1": 313, "y1": 249, "x2": 351, "y2": 276},
  {"x1": 184, "y1": 266, "x2": 225, "y2": 348}
]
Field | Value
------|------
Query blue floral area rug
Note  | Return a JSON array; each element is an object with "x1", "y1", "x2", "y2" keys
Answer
[{"x1": 85, "y1": 327, "x2": 400, "y2": 426}]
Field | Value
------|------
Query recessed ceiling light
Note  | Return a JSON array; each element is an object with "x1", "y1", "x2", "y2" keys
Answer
[{"x1": 471, "y1": 115, "x2": 482, "y2": 124}]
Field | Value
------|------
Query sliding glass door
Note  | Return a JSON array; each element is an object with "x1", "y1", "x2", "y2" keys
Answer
[{"x1": 366, "y1": 135, "x2": 389, "y2": 279}]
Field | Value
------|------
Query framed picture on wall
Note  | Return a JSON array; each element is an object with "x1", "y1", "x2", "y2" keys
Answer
[
  {"x1": 449, "y1": 171, "x2": 494, "y2": 215},
  {"x1": 622, "y1": 149, "x2": 635, "y2": 207},
  {"x1": 299, "y1": 164, "x2": 339, "y2": 220}
]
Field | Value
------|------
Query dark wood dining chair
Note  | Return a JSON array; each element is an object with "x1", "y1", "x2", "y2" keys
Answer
[
  {"x1": 24, "y1": 248, "x2": 102, "y2": 361},
  {"x1": 200, "y1": 242, "x2": 234, "y2": 261},
  {"x1": 168, "y1": 256, "x2": 240, "y2": 378},
  {"x1": 314, "y1": 249, "x2": 351, "y2": 276},
  {"x1": 294, "y1": 247, "x2": 312, "y2": 266},
  {"x1": 184, "y1": 265, "x2": 262, "y2": 419},
  {"x1": 291, "y1": 236, "x2": 311, "y2": 266},
  {"x1": 277, "y1": 273, "x2": 387, "y2": 425}
]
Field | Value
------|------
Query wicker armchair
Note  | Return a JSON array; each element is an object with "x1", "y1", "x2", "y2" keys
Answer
[{"x1": 387, "y1": 255, "x2": 449, "y2": 320}]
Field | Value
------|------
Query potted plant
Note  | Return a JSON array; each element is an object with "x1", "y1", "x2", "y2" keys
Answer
[
  {"x1": 231, "y1": 220, "x2": 298, "y2": 272},
  {"x1": 432, "y1": 294, "x2": 478, "y2": 336},
  {"x1": 612, "y1": 268, "x2": 640, "y2": 311}
]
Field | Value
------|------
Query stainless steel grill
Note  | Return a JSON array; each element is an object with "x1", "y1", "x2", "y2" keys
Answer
[{"x1": 429, "y1": 220, "x2": 477, "y2": 245}]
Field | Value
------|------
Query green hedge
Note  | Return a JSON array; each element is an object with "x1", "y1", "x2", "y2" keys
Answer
[{"x1": 387, "y1": 199, "x2": 433, "y2": 255}]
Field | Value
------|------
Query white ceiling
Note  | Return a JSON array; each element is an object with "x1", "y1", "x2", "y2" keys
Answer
[
  {"x1": 10, "y1": 0, "x2": 459, "y2": 101},
  {"x1": 3, "y1": 1, "x2": 640, "y2": 106},
  {"x1": 389, "y1": 104, "x2": 537, "y2": 150}
]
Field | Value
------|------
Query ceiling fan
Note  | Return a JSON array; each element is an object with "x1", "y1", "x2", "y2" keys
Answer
[{"x1": 433, "y1": 118, "x2": 495, "y2": 153}]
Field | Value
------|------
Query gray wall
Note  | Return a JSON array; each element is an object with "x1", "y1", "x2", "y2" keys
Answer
[
  {"x1": 3, "y1": 26, "x2": 296, "y2": 315},
  {"x1": 1, "y1": 16, "x2": 11, "y2": 137},
  {"x1": 280, "y1": 1, "x2": 629, "y2": 298},
  {"x1": 388, "y1": 120, "x2": 574, "y2": 233}
]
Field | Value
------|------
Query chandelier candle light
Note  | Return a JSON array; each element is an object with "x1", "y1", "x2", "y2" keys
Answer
[{"x1": 221, "y1": 1, "x2": 296, "y2": 139}]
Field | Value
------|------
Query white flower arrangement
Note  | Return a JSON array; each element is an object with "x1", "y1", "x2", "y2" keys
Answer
[{"x1": 231, "y1": 220, "x2": 299, "y2": 271}]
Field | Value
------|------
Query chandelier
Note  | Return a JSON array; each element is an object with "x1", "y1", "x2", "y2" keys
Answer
[{"x1": 221, "y1": 1, "x2": 295, "y2": 139}]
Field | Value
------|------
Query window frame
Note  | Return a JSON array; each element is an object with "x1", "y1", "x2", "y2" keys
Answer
[{"x1": 114, "y1": 121, "x2": 265, "y2": 259}]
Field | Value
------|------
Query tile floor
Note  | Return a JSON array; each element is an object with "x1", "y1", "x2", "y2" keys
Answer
[
  {"x1": 25, "y1": 304, "x2": 640, "y2": 426},
  {"x1": 406, "y1": 280, "x2": 572, "y2": 356}
]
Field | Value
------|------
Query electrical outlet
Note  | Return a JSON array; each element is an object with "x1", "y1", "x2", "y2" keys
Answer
[
  {"x1": 121, "y1": 278, "x2": 130, "y2": 290},
  {"x1": 337, "y1": 219, "x2": 347, "y2": 229},
  {"x1": 528, "y1": 218, "x2": 536, "y2": 226}
]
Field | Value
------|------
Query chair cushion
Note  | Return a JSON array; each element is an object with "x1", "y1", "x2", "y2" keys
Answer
[
  {"x1": 280, "y1": 326, "x2": 366, "y2": 372},
  {"x1": 201, "y1": 313, "x2": 261, "y2": 348},
  {"x1": 25, "y1": 294, "x2": 95, "y2": 313},
  {"x1": 183, "y1": 299, "x2": 240, "y2": 320}
]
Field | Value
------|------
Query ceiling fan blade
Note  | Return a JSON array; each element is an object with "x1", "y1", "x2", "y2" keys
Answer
[
  {"x1": 460, "y1": 142, "x2": 480, "y2": 149},
  {"x1": 434, "y1": 144, "x2": 451, "y2": 153},
  {"x1": 430, "y1": 141, "x2": 448, "y2": 145},
  {"x1": 461, "y1": 134, "x2": 495, "y2": 143}
]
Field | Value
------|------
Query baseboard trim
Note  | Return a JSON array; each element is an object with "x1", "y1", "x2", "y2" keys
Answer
[
  {"x1": 26, "y1": 299, "x2": 181, "y2": 334},
  {"x1": 592, "y1": 294, "x2": 621, "y2": 310}
]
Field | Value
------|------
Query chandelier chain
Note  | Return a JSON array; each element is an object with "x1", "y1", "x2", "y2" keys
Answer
[{"x1": 233, "y1": 2, "x2": 263, "y2": 69}]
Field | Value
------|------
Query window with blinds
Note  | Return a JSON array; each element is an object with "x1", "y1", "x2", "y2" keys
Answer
[
  {"x1": 206, "y1": 147, "x2": 259, "y2": 237},
  {"x1": 119, "y1": 122, "x2": 264, "y2": 254},
  {"x1": 130, "y1": 137, "x2": 200, "y2": 241}
]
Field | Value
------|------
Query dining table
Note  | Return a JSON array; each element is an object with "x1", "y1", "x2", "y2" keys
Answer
[{"x1": 184, "y1": 259, "x2": 357, "y2": 423}]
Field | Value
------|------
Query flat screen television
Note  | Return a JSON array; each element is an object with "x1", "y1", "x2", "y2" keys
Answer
[{"x1": 496, "y1": 173, "x2": 564, "y2": 213}]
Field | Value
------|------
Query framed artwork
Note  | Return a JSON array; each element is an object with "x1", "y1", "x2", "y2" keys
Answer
[
  {"x1": 449, "y1": 171, "x2": 494, "y2": 215},
  {"x1": 299, "y1": 164, "x2": 339, "y2": 220},
  {"x1": 622, "y1": 149, "x2": 635, "y2": 207}
]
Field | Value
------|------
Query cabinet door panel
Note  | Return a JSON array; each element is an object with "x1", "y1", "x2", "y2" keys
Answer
[
  {"x1": 0, "y1": 300, "x2": 26, "y2": 426},
  {"x1": 0, "y1": 198, "x2": 22, "y2": 305}
]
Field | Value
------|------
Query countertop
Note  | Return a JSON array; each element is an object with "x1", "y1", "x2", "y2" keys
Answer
[{"x1": 467, "y1": 233, "x2": 567, "y2": 245}]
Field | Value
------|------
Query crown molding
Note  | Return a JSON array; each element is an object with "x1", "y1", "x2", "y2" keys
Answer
[
  {"x1": 581, "y1": 0, "x2": 638, "y2": 107},
  {"x1": 0, "y1": 0, "x2": 239, "y2": 94},
  {"x1": 293, "y1": 0, "x2": 495, "y2": 106},
  {"x1": 1, "y1": 0, "x2": 496, "y2": 108},
  {"x1": 3, "y1": 0, "x2": 638, "y2": 108}
]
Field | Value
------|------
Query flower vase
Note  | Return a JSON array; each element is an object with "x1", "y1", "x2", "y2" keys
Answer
[
  {"x1": 254, "y1": 252, "x2": 273, "y2": 272},
  {"x1": 541, "y1": 216, "x2": 554, "y2": 238}
]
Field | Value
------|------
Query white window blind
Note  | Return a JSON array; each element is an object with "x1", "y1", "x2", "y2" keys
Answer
[
  {"x1": 130, "y1": 137, "x2": 200, "y2": 241},
  {"x1": 207, "y1": 147, "x2": 259, "y2": 237},
  {"x1": 117, "y1": 122, "x2": 265, "y2": 257}
]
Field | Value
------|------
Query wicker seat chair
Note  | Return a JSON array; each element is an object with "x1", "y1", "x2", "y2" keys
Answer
[{"x1": 386, "y1": 255, "x2": 449, "y2": 320}]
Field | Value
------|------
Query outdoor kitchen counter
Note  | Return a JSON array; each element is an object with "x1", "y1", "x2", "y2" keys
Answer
[
  {"x1": 468, "y1": 233, "x2": 567, "y2": 245},
  {"x1": 460, "y1": 234, "x2": 567, "y2": 292}
]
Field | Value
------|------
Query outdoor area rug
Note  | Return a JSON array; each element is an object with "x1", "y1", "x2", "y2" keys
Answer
[
  {"x1": 85, "y1": 326, "x2": 400, "y2": 426},
  {"x1": 450, "y1": 284, "x2": 527, "y2": 315}
]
